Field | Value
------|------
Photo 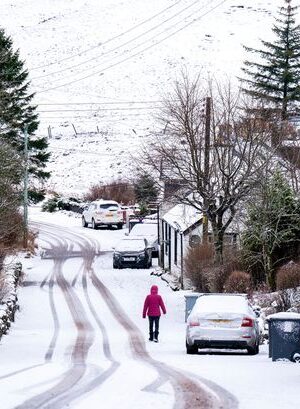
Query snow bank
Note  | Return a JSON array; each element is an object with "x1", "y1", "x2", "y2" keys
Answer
[{"x1": 0, "y1": 262, "x2": 22, "y2": 339}]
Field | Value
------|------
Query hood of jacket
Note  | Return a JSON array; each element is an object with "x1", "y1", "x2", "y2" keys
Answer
[{"x1": 150, "y1": 285, "x2": 158, "y2": 295}]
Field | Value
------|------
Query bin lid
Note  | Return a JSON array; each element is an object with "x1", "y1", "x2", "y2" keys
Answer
[
  {"x1": 184, "y1": 293, "x2": 202, "y2": 299},
  {"x1": 267, "y1": 312, "x2": 300, "y2": 321}
]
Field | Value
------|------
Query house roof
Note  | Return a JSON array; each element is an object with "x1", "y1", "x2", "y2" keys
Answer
[
  {"x1": 162, "y1": 202, "x2": 202, "y2": 234},
  {"x1": 162, "y1": 200, "x2": 242, "y2": 235}
]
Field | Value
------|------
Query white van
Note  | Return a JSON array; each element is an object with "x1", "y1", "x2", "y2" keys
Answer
[{"x1": 82, "y1": 200, "x2": 123, "y2": 229}]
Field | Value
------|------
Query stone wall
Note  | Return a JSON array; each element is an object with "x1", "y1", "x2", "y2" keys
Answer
[{"x1": 0, "y1": 262, "x2": 22, "y2": 339}]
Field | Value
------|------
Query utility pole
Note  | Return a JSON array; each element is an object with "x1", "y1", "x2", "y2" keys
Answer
[
  {"x1": 23, "y1": 125, "x2": 29, "y2": 248},
  {"x1": 203, "y1": 96, "x2": 211, "y2": 242}
]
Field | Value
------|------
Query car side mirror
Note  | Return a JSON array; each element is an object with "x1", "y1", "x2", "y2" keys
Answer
[{"x1": 125, "y1": 232, "x2": 129, "y2": 236}]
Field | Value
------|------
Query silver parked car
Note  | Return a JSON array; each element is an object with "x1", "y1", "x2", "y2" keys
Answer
[{"x1": 186, "y1": 294, "x2": 260, "y2": 355}]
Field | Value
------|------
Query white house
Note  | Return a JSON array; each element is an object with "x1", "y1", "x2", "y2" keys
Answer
[{"x1": 159, "y1": 201, "x2": 238, "y2": 287}]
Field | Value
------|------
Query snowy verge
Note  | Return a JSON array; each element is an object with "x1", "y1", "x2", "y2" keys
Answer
[{"x1": 0, "y1": 262, "x2": 22, "y2": 339}]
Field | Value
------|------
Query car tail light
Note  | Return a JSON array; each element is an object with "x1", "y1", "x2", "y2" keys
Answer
[
  {"x1": 241, "y1": 317, "x2": 254, "y2": 327},
  {"x1": 188, "y1": 321, "x2": 200, "y2": 327}
]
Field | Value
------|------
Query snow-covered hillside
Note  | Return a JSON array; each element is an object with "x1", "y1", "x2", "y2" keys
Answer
[{"x1": 2, "y1": 0, "x2": 285, "y2": 194}]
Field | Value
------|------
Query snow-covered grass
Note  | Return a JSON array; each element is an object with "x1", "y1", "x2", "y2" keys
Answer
[{"x1": 2, "y1": 0, "x2": 288, "y2": 194}]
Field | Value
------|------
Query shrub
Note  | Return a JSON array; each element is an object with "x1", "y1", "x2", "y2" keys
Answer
[
  {"x1": 28, "y1": 189, "x2": 45, "y2": 204},
  {"x1": 224, "y1": 271, "x2": 253, "y2": 294},
  {"x1": 184, "y1": 243, "x2": 243, "y2": 292},
  {"x1": 276, "y1": 262, "x2": 300, "y2": 290},
  {"x1": 0, "y1": 211, "x2": 24, "y2": 251},
  {"x1": 84, "y1": 179, "x2": 135, "y2": 204},
  {"x1": 213, "y1": 246, "x2": 242, "y2": 292},
  {"x1": 42, "y1": 198, "x2": 58, "y2": 213},
  {"x1": 184, "y1": 243, "x2": 214, "y2": 292}
]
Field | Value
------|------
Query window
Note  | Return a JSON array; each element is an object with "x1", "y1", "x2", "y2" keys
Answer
[
  {"x1": 99, "y1": 203, "x2": 118, "y2": 210},
  {"x1": 189, "y1": 234, "x2": 201, "y2": 247}
]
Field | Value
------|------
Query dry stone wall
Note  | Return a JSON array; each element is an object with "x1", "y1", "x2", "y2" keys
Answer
[{"x1": 0, "y1": 262, "x2": 22, "y2": 339}]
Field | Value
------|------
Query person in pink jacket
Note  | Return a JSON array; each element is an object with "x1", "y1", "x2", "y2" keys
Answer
[{"x1": 143, "y1": 285, "x2": 166, "y2": 342}]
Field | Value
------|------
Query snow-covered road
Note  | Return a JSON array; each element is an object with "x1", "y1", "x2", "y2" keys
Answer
[{"x1": 0, "y1": 210, "x2": 299, "y2": 409}]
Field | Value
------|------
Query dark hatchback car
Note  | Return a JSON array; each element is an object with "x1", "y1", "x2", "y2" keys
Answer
[{"x1": 113, "y1": 237, "x2": 153, "y2": 269}]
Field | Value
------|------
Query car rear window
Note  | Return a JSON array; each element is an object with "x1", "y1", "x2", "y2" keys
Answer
[{"x1": 99, "y1": 203, "x2": 118, "y2": 210}]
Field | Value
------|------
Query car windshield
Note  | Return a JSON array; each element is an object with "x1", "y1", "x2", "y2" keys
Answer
[
  {"x1": 99, "y1": 203, "x2": 118, "y2": 210},
  {"x1": 115, "y1": 239, "x2": 145, "y2": 252}
]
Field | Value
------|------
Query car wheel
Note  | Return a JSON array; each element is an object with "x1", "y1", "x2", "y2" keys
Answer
[
  {"x1": 247, "y1": 343, "x2": 259, "y2": 355},
  {"x1": 113, "y1": 262, "x2": 119, "y2": 269},
  {"x1": 117, "y1": 223, "x2": 123, "y2": 230},
  {"x1": 186, "y1": 342, "x2": 198, "y2": 355},
  {"x1": 92, "y1": 219, "x2": 97, "y2": 229},
  {"x1": 291, "y1": 351, "x2": 300, "y2": 363},
  {"x1": 82, "y1": 217, "x2": 88, "y2": 228}
]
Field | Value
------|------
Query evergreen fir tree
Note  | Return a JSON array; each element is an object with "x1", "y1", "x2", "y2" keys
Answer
[
  {"x1": 241, "y1": 0, "x2": 300, "y2": 120},
  {"x1": 134, "y1": 173, "x2": 158, "y2": 206},
  {"x1": 241, "y1": 171, "x2": 300, "y2": 290},
  {"x1": 0, "y1": 28, "x2": 50, "y2": 181}
]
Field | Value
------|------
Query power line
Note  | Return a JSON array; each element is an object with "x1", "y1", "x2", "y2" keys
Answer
[
  {"x1": 37, "y1": 113, "x2": 152, "y2": 119},
  {"x1": 36, "y1": 100, "x2": 162, "y2": 105},
  {"x1": 28, "y1": 0, "x2": 184, "y2": 71},
  {"x1": 35, "y1": 0, "x2": 229, "y2": 94},
  {"x1": 37, "y1": 107, "x2": 160, "y2": 113},
  {"x1": 30, "y1": 0, "x2": 204, "y2": 81}
]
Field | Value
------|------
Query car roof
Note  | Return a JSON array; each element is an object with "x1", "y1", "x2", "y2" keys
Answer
[
  {"x1": 124, "y1": 235, "x2": 147, "y2": 242},
  {"x1": 115, "y1": 236, "x2": 147, "y2": 251},
  {"x1": 92, "y1": 199, "x2": 119, "y2": 204},
  {"x1": 192, "y1": 294, "x2": 250, "y2": 315},
  {"x1": 129, "y1": 223, "x2": 157, "y2": 234}
]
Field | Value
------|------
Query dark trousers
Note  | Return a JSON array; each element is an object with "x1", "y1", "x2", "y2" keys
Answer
[{"x1": 148, "y1": 316, "x2": 160, "y2": 340}]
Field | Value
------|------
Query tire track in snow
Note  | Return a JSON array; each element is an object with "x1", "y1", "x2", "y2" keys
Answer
[
  {"x1": 15, "y1": 233, "x2": 95, "y2": 409},
  {"x1": 44, "y1": 271, "x2": 60, "y2": 362},
  {"x1": 14, "y1": 224, "x2": 121, "y2": 409},
  {"x1": 43, "y1": 224, "x2": 230, "y2": 408},
  {"x1": 69, "y1": 231, "x2": 234, "y2": 409},
  {"x1": 24, "y1": 221, "x2": 235, "y2": 408},
  {"x1": 89, "y1": 269, "x2": 218, "y2": 409}
]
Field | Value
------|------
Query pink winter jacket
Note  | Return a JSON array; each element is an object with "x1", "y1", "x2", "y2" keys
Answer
[{"x1": 143, "y1": 285, "x2": 166, "y2": 318}]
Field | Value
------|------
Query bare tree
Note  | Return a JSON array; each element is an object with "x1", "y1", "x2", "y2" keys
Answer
[{"x1": 141, "y1": 74, "x2": 275, "y2": 264}]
